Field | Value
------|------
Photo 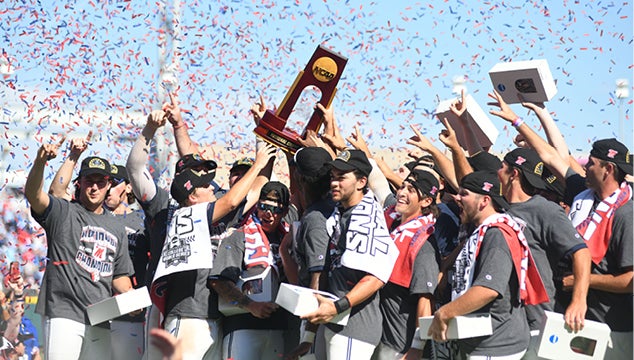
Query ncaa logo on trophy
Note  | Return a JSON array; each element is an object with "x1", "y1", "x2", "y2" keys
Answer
[{"x1": 254, "y1": 45, "x2": 348, "y2": 154}]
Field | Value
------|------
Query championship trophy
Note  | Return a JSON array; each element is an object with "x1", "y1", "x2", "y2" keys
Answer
[{"x1": 254, "y1": 45, "x2": 348, "y2": 153}]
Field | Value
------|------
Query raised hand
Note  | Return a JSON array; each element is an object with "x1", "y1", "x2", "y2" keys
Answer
[
  {"x1": 346, "y1": 125, "x2": 371, "y2": 158},
  {"x1": 68, "y1": 131, "x2": 92, "y2": 157},
  {"x1": 147, "y1": 109, "x2": 167, "y2": 129},
  {"x1": 250, "y1": 93, "x2": 267, "y2": 126},
  {"x1": 163, "y1": 92, "x2": 184, "y2": 127},
  {"x1": 487, "y1": 89, "x2": 519, "y2": 123},
  {"x1": 407, "y1": 124, "x2": 435, "y2": 152},
  {"x1": 450, "y1": 89, "x2": 467, "y2": 118},
  {"x1": 38, "y1": 135, "x2": 66, "y2": 162},
  {"x1": 438, "y1": 118, "x2": 460, "y2": 150}
]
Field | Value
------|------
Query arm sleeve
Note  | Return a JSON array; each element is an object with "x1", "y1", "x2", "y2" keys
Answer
[
  {"x1": 126, "y1": 137, "x2": 158, "y2": 203},
  {"x1": 210, "y1": 231, "x2": 245, "y2": 283},
  {"x1": 410, "y1": 239, "x2": 440, "y2": 295}
]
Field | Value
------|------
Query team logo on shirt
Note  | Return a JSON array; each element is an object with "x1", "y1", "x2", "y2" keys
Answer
[{"x1": 77, "y1": 226, "x2": 117, "y2": 282}]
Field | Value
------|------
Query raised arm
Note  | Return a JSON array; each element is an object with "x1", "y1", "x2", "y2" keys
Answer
[
  {"x1": 347, "y1": 125, "x2": 393, "y2": 206},
  {"x1": 438, "y1": 118, "x2": 475, "y2": 184},
  {"x1": 521, "y1": 100, "x2": 586, "y2": 176},
  {"x1": 211, "y1": 143, "x2": 277, "y2": 223},
  {"x1": 25, "y1": 136, "x2": 66, "y2": 215},
  {"x1": 488, "y1": 90, "x2": 571, "y2": 180},
  {"x1": 48, "y1": 131, "x2": 92, "y2": 199},
  {"x1": 450, "y1": 89, "x2": 484, "y2": 156},
  {"x1": 164, "y1": 91, "x2": 198, "y2": 157},
  {"x1": 126, "y1": 110, "x2": 165, "y2": 203},
  {"x1": 408, "y1": 124, "x2": 459, "y2": 191}
]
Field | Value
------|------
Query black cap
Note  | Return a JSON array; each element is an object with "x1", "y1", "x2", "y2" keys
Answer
[
  {"x1": 460, "y1": 171, "x2": 510, "y2": 211},
  {"x1": 541, "y1": 166, "x2": 565, "y2": 199},
  {"x1": 170, "y1": 168, "x2": 216, "y2": 204},
  {"x1": 330, "y1": 150, "x2": 372, "y2": 177},
  {"x1": 503, "y1": 148, "x2": 547, "y2": 190},
  {"x1": 259, "y1": 181, "x2": 290, "y2": 209},
  {"x1": 174, "y1": 153, "x2": 218, "y2": 175},
  {"x1": 590, "y1": 138, "x2": 633, "y2": 175},
  {"x1": 78, "y1": 156, "x2": 111, "y2": 178},
  {"x1": 404, "y1": 170, "x2": 440, "y2": 198},
  {"x1": 230, "y1": 157, "x2": 254, "y2": 173},
  {"x1": 467, "y1": 151, "x2": 502, "y2": 173},
  {"x1": 294, "y1": 147, "x2": 332, "y2": 178},
  {"x1": 109, "y1": 164, "x2": 129, "y2": 182}
]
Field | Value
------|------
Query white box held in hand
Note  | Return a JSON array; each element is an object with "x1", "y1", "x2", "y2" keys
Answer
[
  {"x1": 275, "y1": 283, "x2": 350, "y2": 326},
  {"x1": 218, "y1": 266, "x2": 279, "y2": 316},
  {"x1": 86, "y1": 286, "x2": 151, "y2": 326},
  {"x1": 435, "y1": 94, "x2": 499, "y2": 149},
  {"x1": 418, "y1": 313, "x2": 492, "y2": 340},
  {"x1": 488, "y1": 59, "x2": 557, "y2": 104},
  {"x1": 537, "y1": 310, "x2": 610, "y2": 360}
]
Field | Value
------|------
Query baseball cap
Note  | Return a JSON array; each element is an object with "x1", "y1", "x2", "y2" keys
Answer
[
  {"x1": 78, "y1": 156, "x2": 111, "y2": 178},
  {"x1": 329, "y1": 149, "x2": 372, "y2": 177},
  {"x1": 170, "y1": 168, "x2": 216, "y2": 204},
  {"x1": 541, "y1": 166, "x2": 565, "y2": 199},
  {"x1": 590, "y1": 138, "x2": 633, "y2": 175},
  {"x1": 460, "y1": 171, "x2": 510, "y2": 211},
  {"x1": 174, "y1": 153, "x2": 218, "y2": 175},
  {"x1": 109, "y1": 164, "x2": 129, "y2": 183},
  {"x1": 467, "y1": 151, "x2": 502, "y2": 172},
  {"x1": 259, "y1": 181, "x2": 290, "y2": 209},
  {"x1": 503, "y1": 148, "x2": 547, "y2": 190},
  {"x1": 230, "y1": 157, "x2": 255, "y2": 173},
  {"x1": 293, "y1": 147, "x2": 332, "y2": 178},
  {"x1": 404, "y1": 170, "x2": 440, "y2": 198}
]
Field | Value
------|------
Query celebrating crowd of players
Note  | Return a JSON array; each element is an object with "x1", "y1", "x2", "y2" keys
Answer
[{"x1": 20, "y1": 83, "x2": 633, "y2": 360}]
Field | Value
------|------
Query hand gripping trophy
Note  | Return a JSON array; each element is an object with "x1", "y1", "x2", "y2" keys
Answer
[{"x1": 254, "y1": 45, "x2": 348, "y2": 153}]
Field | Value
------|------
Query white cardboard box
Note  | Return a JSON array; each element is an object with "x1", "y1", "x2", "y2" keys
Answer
[
  {"x1": 537, "y1": 310, "x2": 610, "y2": 360},
  {"x1": 275, "y1": 283, "x2": 350, "y2": 326},
  {"x1": 218, "y1": 266, "x2": 279, "y2": 316},
  {"x1": 435, "y1": 94, "x2": 499, "y2": 149},
  {"x1": 418, "y1": 313, "x2": 492, "y2": 340},
  {"x1": 488, "y1": 59, "x2": 557, "y2": 104},
  {"x1": 86, "y1": 286, "x2": 151, "y2": 325}
]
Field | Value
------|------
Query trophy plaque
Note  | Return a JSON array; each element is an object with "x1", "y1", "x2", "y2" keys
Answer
[{"x1": 254, "y1": 45, "x2": 348, "y2": 153}]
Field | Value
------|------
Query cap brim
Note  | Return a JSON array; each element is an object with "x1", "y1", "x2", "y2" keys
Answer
[{"x1": 79, "y1": 169, "x2": 111, "y2": 178}]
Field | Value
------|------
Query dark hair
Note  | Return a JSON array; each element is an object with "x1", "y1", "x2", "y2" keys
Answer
[
  {"x1": 599, "y1": 159, "x2": 626, "y2": 183},
  {"x1": 508, "y1": 163, "x2": 538, "y2": 196},
  {"x1": 353, "y1": 169, "x2": 369, "y2": 194},
  {"x1": 420, "y1": 197, "x2": 440, "y2": 219}
]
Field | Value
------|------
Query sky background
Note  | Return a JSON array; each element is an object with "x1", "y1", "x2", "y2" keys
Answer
[{"x1": 0, "y1": 0, "x2": 632, "y2": 190}]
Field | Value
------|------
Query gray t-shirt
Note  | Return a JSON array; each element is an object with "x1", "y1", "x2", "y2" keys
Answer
[
  {"x1": 325, "y1": 206, "x2": 382, "y2": 346},
  {"x1": 33, "y1": 196, "x2": 134, "y2": 325},
  {"x1": 457, "y1": 227, "x2": 530, "y2": 357},
  {"x1": 112, "y1": 209, "x2": 148, "y2": 323},
  {"x1": 380, "y1": 238, "x2": 439, "y2": 353},
  {"x1": 210, "y1": 227, "x2": 289, "y2": 334},
  {"x1": 508, "y1": 195, "x2": 586, "y2": 330},
  {"x1": 294, "y1": 197, "x2": 334, "y2": 287},
  {"x1": 584, "y1": 201, "x2": 633, "y2": 331}
]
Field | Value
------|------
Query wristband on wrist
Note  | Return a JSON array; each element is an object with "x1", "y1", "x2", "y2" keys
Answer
[
  {"x1": 334, "y1": 296, "x2": 351, "y2": 314},
  {"x1": 301, "y1": 330, "x2": 316, "y2": 344},
  {"x1": 173, "y1": 122, "x2": 188, "y2": 130},
  {"x1": 511, "y1": 117, "x2": 524, "y2": 127}
]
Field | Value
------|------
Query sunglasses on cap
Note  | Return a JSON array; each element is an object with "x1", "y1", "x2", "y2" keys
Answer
[
  {"x1": 111, "y1": 177, "x2": 126, "y2": 185},
  {"x1": 257, "y1": 203, "x2": 284, "y2": 214}
]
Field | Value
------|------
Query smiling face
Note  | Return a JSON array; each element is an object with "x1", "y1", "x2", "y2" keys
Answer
[
  {"x1": 395, "y1": 180, "x2": 432, "y2": 220},
  {"x1": 78, "y1": 174, "x2": 111, "y2": 212},
  {"x1": 255, "y1": 199, "x2": 285, "y2": 233}
]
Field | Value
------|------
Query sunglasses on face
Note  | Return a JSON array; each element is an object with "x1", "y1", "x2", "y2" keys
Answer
[{"x1": 257, "y1": 203, "x2": 284, "y2": 214}]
